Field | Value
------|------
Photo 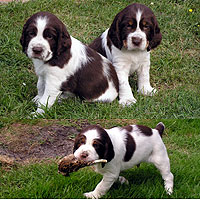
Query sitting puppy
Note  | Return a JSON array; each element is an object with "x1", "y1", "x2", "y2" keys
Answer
[
  {"x1": 20, "y1": 12, "x2": 119, "y2": 115},
  {"x1": 73, "y1": 122, "x2": 174, "y2": 198},
  {"x1": 89, "y1": 3, "x2": 162, "y2": 106}
]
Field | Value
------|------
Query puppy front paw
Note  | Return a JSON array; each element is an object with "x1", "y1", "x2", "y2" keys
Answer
[
  {"x1": 29, "y1": 108, "x2": 45, "y2": 119},
  {"x1": 138, "y1": 87, "x2": 157, "y2": 96},
  {"x1": 84, "y1": 191, "x2": 102, "y2": 199},
  {"x1": 119, "y1": 97, "x2": 137, "y2": 106},
  {"x1": 118, "y1": 176, "x2": 129, "y2": 185}
]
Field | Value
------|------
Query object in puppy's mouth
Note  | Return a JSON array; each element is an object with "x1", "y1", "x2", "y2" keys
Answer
[{"x1": 58, "y1": 154, "x2": 107, "y2": 176}]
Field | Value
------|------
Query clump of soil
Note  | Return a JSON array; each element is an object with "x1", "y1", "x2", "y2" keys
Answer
[{"x1": 0, "y1": 123, "x2": 84, "y2": 166}]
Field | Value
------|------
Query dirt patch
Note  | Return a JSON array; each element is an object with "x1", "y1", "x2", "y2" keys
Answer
[
  {"x1": 0, "y1": 119, "x2": 139, "y2": 168},
  {"x1": 0, "y1": 123, "x2": 84, "y2": 166}
]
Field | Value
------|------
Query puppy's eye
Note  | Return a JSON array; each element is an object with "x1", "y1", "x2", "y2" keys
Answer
[
  {"x1": 93, "y1": 141, "x2": 99, "y2": 148},
  {"x1": 127, "y1": 21, "x2": 136, "y2": 30},
  {"x1": 45, "y1": 33, "x2": 53, "y2": 40},
  {"x1": 28, "y1": 31, "x2": 36, "y2": 37},
  {"x1": 127, "y1": 22, "x2": 133, "y2": 28},
  {"x1": 143, "y1": 25, "x2": 150, "y2": 30},
  {"x1": 142, "y1": 22, "x2": 150, "y2": 30},
  {"x1": 128, "y1": 20, "x2": 133, "y2": 25},
  {"x1": 79, "y1": 138, "x2": 85, "y2": 145}
]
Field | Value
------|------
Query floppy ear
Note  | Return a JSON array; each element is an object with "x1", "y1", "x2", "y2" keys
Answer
[
  {"x1": 73, "y1": 134, "x2": 86, "y2": 153},
  {"x1": 108, "y1": 12, "x2": 123, "y2": 49},
  {"x1": 101, "y1": 130, "x2": 115, "y2": 167},
  {"x1": 104, "y1": 138, "x2": 114, "y2": 161},
  {"x1": 20, "y1": 21, "x2": 29, "y2": 53},
  {"x1": 56, "y1": 23, "x2": 71, "y2": 56},
  {"x1": 147, "y1": 17, "x2": 162, "y2": 51},
  {"x1": 48, "y1": 22, "x2": 72, "y2": 67}
]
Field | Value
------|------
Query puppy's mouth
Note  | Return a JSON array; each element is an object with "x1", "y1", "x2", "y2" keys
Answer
[
  {"x1": 30, "y1": 49, "x2": 52, "y2": 61},
  {"x1": 123, "y1": 39, "x2": 143, "y2": 50},
  {"x1": 58, "y1": 154, "x2": 107, "y2": 177},
  {"x1": 32, "y1": 54, "x2": 43, "y2": 60},
  {"x1": 123, "y1": 36, "x2": 148, "y2": 51}
]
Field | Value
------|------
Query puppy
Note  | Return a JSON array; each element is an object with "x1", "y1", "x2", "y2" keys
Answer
[
  {"x1": 20, "y1": 12, "x2": 119, "y2": 115},
  {"x1": 89, "y1": 3, "x2": 162, "y2": 106},
  {"x1": 73, "y1": 122, "x2": 174, "y2": 198}
]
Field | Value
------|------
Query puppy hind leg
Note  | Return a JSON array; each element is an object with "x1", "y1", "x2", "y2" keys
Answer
[
  {"x1": 159, "y1": 167, "x2": 174, "y2": 195},
  {"x1": 163, "y1": 171, "x2": 174, "y2": 195},
  {"x1": 149, "y1": 153, "x2": 174, "y2": 195}
]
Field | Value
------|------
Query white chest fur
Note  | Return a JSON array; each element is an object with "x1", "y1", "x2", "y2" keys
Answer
[{"x1": 111, "y1": 46, "x2": 150, "y2": 74}]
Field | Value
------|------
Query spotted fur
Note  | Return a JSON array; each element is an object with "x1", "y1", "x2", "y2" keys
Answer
[{"x1": 73, "y1": 122, "x2": 173, "y2": 198}]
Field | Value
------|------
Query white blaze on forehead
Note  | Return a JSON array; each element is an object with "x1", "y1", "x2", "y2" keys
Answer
[
  {"x1": 36, "y1": 16, "x2": 48, "y2": 37},
  {"x1": 136, "y1": 9, "x2": 142, "y2": 30},
  {"x1": 27, "y1": 15, "x2": 53, "y2": 61},
  {"x1": 125, "y1": 8, "x2": 147, "y2": 51}
]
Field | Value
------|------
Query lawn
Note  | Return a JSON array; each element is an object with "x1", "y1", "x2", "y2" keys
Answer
[
  {"x1": 0, "y1": 0, "x2": 199, "y2": 120},
  {"x1": 0, "y1": 119, "x2": 200, "y2": 198}
]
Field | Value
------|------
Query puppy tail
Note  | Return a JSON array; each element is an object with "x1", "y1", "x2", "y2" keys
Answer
[{"x1": 155, "y1": 122, "x2": 165, "y2": 137}]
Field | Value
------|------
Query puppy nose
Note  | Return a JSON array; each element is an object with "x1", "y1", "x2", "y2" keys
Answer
[
  {"x1": 132, "y1": 37, "x2": 142, "y2": 46},
  {"x1": 80, "y1": 151, "x2": 89, "y2": 159},
  {"x1": 32, "y1": 47, "x2": 43, "y2": 54}
]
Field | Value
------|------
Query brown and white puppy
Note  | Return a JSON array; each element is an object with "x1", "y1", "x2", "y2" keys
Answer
[
  {"x1": 73, "y1": 123, "x2": 173, "y2": 199},
  {"x1": 20, "y1": 12, "x2": 119, "y2": 115},
  {"x1": 89, "y1": 3, "x2": 162, "y2": 106}
]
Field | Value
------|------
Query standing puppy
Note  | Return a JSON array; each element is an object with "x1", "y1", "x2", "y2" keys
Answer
[
  {"x1": 20, "y1": 12, "x2": 119, "y2": 115},
  {"x1": 73, "y1": 122, "x2": 174, "y2": 199},
  {"x1": 89, "y1": 3, "x2": 162, "y2": 106}
]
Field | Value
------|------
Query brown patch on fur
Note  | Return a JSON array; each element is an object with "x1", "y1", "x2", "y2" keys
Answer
[
  {"x1": 60, "y1": 46, "x2": 118, "y2": 100},
  {"x1": 60, "y1": 47, "x2": 109, "y2": 100},
  {"x1": 123, "y1": 132, "x2": 135, "y2": 162},
  {"x1": 137, "y1": 125, "x2": 153, "y2": 136},
  {"x1": 122, "y1": 125, "x2": 133, "y2": 132},
  {"x1": 73, "y1": 134, "x2": 86, "y2": 153},
  {"x1": 108, "y1": 63, "x2": 119, "y2": 93},
  {"x1": 89, "y1": 36, "x2": 107, "y2": 58}
]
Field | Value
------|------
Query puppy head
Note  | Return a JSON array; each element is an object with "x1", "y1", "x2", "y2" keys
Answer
[
  {"x1": 73, "y1": 125, "x2": 114, "y2": 166},
  {"x1": 20, "y1": 11, "x2": 71, "y2": 64},
  {"x1": 108, "y1": 3, "x2": 162, "y2": 51}
]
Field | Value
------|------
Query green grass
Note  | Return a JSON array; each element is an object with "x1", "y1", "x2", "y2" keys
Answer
[
  {"x1": 0, "y1": 0, "x2": 200, "y2": 119},
  {"x1": 0, "y1": 119, "x2": 200, "y2": 198}
]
